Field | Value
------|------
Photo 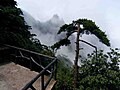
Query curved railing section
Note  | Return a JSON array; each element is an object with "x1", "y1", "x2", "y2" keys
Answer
[
  {"x1": 22, "y1": 58, "x2": 57, "y2": 90},
  {"x1": 1, "y1": 44, "x2": 57, "y2": 90}
]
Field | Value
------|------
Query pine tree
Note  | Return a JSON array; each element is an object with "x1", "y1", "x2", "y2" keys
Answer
[{"x1": 52, "y1": 19, "x2": 110, "y2": 89}]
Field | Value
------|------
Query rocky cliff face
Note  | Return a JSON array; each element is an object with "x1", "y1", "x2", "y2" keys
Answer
[{"x1": 23, "y1": 11, "x2": 65, "y2": 45}]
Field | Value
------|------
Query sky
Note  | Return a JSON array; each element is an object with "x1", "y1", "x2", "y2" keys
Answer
[{"x1": 15, "y1": 0, "x2": 120, "y2": 48}]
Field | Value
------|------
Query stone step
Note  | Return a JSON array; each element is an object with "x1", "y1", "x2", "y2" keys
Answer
[{"x1": 0, "y1": 62, "x2": 56, "y2": 90}]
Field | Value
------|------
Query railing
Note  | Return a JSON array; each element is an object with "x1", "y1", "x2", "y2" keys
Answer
[
  {"x1": 1, "y1": 44, "x2": 57, "y2": 90},
  {"x1": 22, "y1": 58, "x2": 57, "y2": 90}
]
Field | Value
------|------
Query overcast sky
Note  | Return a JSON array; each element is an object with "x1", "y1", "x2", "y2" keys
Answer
[{"x1": 15, "y1": 0, "x2": 120, "y2": 48}]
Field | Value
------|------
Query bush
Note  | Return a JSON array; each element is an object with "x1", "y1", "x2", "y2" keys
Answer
[{"x1": 54, "y1": 60, "x2": 73, "y2": 90}]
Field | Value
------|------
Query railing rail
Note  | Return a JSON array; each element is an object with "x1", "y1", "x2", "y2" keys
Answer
[
  {"x1": 1, "y1": 44, "x2": 57, "y2": 90},
  {"x1": 22, "y1": 58, "x2": 57, "y2": 90},
  {"x1": 4, "y1": 44, "x2": 53, "y2": 59}
]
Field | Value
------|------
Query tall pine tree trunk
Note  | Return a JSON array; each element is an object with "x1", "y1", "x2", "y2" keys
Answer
[{"x1": 74, "y1": 23, "x2": 80, "y2": 89}]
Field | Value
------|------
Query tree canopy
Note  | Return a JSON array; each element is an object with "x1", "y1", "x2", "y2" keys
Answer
[
  {"x1": 52, "y1": 18, "x2": 111, "y2": 89},
  {"x1": 0, "y1": 0, "x2": 32, "y2": 48},
  {"x1": 52, "y1": 19, "x2": 110, "y2": 50},
  {"x1": 79, "y1": 49, "x2": 120, "y2": 90},
  {"x1": 0, "y1": 0, "x2": 54, "y2": 57}
]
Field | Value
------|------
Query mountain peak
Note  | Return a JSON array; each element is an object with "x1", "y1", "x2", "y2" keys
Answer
[
  {"x1": 52, "y1": 14, "x2": 59, "y2": 19},
  {"x1": 49, "y1": 14, "x2": 64, "y2": 25}
]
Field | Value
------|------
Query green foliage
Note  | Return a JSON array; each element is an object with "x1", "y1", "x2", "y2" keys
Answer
[
  {"x1": 51, "y1": 38, "x2": 70, "y2": 50},
  {"x1": 52, "y1": 19, "x2": 110, "y2": 50},
  {"x1": 54, "y1": 48, "x2": 120, "y2": 90},
  {"x1": 79, "y1": 48, "x2": 120, "y2": 90},
  {"x1": 0, "y1": 0, "x2": 55, "y2": 71},
  {"x1": 52, "y1": 17, "x2": 110, "y2": 90},
  {"x1": 77, "y1": 19, "x2": 110, "y2": 46},
  {"x1": 0, "y1": 0, "x2": 55, "y2": 60},
  {"x1": 40, "y1": 44, "x2": 55, "y2": 56},
  {"x1": 57, "y1": 23, "x2": 77, "y2": 37},
  {"x1": 0, "y1": 0, "x2": 17, "y2": 7},
  {"x1": 0, "y1": 0, "x2": 32, "y2": 48},
  {"x1": 55, "y1": 49, "x2": 120, "y2": 90},
  {"x1": 55, "y1": 61, "x2": 73, "y2": 90}
]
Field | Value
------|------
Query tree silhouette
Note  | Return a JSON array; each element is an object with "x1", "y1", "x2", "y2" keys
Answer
[
  {"x1": 52, "y1": 19, "x2": 110, "y2": 89},
  {"x1": 0, "y1": 0, "x2": 32, "y2": 47}
]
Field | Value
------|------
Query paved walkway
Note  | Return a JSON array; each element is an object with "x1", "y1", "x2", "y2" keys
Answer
[{"x1": 0, "y1": 62, "x2": 56, "y2": 90}]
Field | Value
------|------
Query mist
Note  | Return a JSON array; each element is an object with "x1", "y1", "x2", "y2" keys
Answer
[{"x1": 23, "y1": 10, "x2": 109, "y2": 64}]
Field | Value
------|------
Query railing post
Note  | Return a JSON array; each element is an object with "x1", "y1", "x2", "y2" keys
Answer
[
  {"x1": 54, "y1": 58, "x2": 57, "y2": 80},
  {"x1": 3, "y1": 44, "x2": 58, "y2": 90},
  {"x1": 51, "y1": 61, "x2": 54, "y2": 79},
  {"x1": 39, "y1": 56, "x2": 42, "y2": 65},
  {"x1": 41, "y1": 74, "x2": 45, "y2": 90},
  {"x1": 15, "y1": 50, "x2": 17, "y2": 64},
  {"x1": 30, "y1": 57, "x2": 32, "y2": 71},
  {"x1": 30, "y1": 85, "x2": 36, "y2": 90}
]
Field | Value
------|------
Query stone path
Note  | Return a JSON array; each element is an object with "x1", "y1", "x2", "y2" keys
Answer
[{"x1": 0, "y1": 62, "x2": 56, "y2": 90}]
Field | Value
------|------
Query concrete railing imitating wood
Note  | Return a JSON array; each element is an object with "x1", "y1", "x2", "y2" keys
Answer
[
  {"x1": 1, "y1": 44, "x2": 57, "y2": 90},
  {"x1": 22, "y1": 58, "x2": 57, "y2": 90}
]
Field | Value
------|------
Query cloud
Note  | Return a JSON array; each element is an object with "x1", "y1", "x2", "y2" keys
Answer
[
  {"x1": 15, "y1": 0, "x2": 120, "y2": 64},
  {"x1": 23, "y1": 11, "x2": 76, "y2": 62},
  {"x1": 23, "y1": 11, "x2": 65, "y2": 45},
  {"x1": 23, "y1": 10, "x2": 110, "y2": 64},
  {"x1": 16, "y1": 0, "x2": 103, "y2": 22}
]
